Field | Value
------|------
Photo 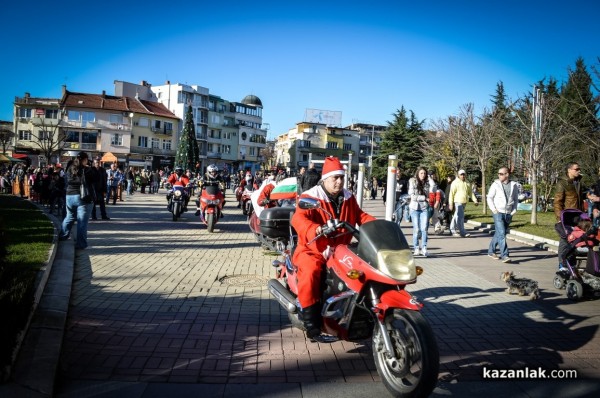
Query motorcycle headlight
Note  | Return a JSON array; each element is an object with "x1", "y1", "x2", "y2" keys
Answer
[
  {"x1": 376, "y1": 249, "x2": 417, "y2": 281},
  {"x1": 174, "y1": 190, "x2": 182, "y2": 198},
  {"x1": 201, "y1": 198, "x2": 221, "y2": 205}
]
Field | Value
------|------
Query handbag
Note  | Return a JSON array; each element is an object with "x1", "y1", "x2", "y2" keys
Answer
[{"x1": 80, "y1": 169, "x2": 95, "y2": 203}]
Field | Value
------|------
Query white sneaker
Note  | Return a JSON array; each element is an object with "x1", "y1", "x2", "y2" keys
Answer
[
  {"x1": 413, "y1": 248, "x2": 420, "y2": 256},
  {"x1": 421, "y1": 247, "x2": 428, "y2": 257}
]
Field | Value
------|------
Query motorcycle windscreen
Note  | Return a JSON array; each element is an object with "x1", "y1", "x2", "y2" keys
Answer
[
  {"x1": 204, "y1": 185, "x2": 220, "y2": 195},
  {"x1": 357, "y1": 220, "x2": 416, "y2": 281}
]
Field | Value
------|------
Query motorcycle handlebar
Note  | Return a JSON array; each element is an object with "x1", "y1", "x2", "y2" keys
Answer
[{"x1": 307, "y1": 220, "x2": 359, "y2": 245}]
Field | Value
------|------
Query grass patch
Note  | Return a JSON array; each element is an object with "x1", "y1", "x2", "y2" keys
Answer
[
  {"x1": 0, "y1": 194, "x2": 54, "y2": 377},
  {"x1": 464, "y1": 204, "x2": 558, "y2": 240}
]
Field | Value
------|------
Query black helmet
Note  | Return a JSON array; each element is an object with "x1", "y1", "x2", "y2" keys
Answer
[{"x1": 175, "y1": 166, "x2": 184, "y2": 174}]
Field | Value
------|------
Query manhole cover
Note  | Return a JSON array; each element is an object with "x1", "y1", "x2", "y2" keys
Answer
[{"x1": 218, "y1": 274, "x2": 270, "y2": 287}]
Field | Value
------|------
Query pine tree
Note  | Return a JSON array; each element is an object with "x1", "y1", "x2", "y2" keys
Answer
[
  {"x1": 175, "y1": 105, "x2": 200, "y2": 172},
  {"x1": 373, "y1": 106, "x2": 424, "y2": 178}
]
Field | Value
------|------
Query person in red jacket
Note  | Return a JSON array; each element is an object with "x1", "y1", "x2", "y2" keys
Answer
[
  {"x1": 291, "y1": 156, "x2": 376, "y2": 339},
  {"x1": 167, "y1": 166, "x2": 190, "y2": 210}
]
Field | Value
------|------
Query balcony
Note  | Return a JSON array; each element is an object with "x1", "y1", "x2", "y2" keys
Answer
[
  {"x1": 131, "y1": 146, "x2": 176, "y2": 156},
  {"x1": 207, "y1": 151, "x2": 222, "y2": 159}
]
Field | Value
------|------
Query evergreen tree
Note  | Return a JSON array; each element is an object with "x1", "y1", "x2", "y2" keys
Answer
[
  {"x1": 175, "y1": 105, "x2": 200, "y2": 172},
  {"x1": 373, "y1": 106, "x2": 424, "y2": 178}
]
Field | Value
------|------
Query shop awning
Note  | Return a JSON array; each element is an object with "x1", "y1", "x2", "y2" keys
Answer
[
  {"x1": 0, "y1": 154, "x2": 10, "y2": 163},
  {"x1": 11, "y1": 153, "x2": 28, "y2": 159},
  {"x1": 101, "y1": 152, "x2": 117, "y2": 163}
]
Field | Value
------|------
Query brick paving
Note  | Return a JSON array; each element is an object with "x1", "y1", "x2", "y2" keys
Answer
[{"x1": 54, "y1": 192, "x2": 600, "y2": 397}]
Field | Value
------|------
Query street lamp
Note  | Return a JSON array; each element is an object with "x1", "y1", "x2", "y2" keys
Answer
[{"x1": 370, "y1": 125, "x2": 375, "y2": 178}]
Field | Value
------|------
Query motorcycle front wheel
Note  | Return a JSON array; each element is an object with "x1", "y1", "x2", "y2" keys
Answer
[
  {"x1": 172, "y1": 202, "x2": 181, "y2": 221},
  {"x1": 206, "y1": 212, "x2": 215, "y2": 232},
  {"x1": 372, "y1": 309, "x2": 439, "y2": 398}
]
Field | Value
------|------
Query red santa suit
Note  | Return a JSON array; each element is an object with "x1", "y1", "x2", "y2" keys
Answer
[
  {"x1": 257, "y1": 182, "x2": 277, "y2": 208},
  {"x1": 291, "y1": 158, "x2": 375, "y2": 308}
]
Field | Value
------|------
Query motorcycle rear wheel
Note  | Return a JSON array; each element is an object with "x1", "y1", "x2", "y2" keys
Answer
[
  {"x1": 207, "y1": 213, "x2": 215, "y2": 232},
  {"x1": 372, "y1": 309, "x2": 439, "y2": 398}
]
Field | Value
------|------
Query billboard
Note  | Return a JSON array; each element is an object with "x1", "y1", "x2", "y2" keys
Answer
[{"x1": 304, "y1": 109, "x2": 342, "y2": 127}]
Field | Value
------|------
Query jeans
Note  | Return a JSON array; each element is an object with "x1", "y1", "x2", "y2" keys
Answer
[
  {"x1": 394, "y1": 201, "x2": 408, "y2": 224},
  {"x1": 489, "y1": 213, "x2": 511, "y2": 258},
  {"x1": 450, "y1": 203, "x2": 466, "y2": 235},
  {"x1": 106, "y1": 185, "x2": 118, "y2": 203},
  {"x1": 126, "y1": 179, "x2": 133, "y2": 195},
  {"x1": 61, "y1": 194, "x2": 93, "y2": 249},
  {"x1": 410, "y1": 209, "x2": 429, "y2": 249}
]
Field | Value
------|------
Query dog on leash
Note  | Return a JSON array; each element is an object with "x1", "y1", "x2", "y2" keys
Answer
[{"x1": 501, "y1": 271, "x2": 540, "y2": 300}]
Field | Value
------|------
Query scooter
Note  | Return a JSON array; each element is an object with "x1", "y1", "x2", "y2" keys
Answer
[
  {"x1": 196, "y1": 182, "x2": 225, "y2": 232},
  {"x1": 241, "y1": 188, "x2": 254, "y2": 216},
  {"x1": 268, "y1": 197, "x2": 439, "y2": 398},
  {"x1": 165, "y1": 183, "x2": 189, "y2": 221}
]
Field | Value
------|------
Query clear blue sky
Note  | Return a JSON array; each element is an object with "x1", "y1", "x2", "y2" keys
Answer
[{"x1": 1, "y1": 0, "x2": 598, "y2": 139}]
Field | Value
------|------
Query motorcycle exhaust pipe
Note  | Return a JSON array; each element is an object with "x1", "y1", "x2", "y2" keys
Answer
[{"x1": 268, "y1": 279, "x2": 297, "y2": 314}]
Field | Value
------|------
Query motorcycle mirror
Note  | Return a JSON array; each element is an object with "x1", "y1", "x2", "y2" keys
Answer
[{"x1": 298, "y1": 197, "x2": 320, "y2": 210}]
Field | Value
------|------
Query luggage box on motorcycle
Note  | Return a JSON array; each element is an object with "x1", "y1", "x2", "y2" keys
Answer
[{"x1": 259, "y1": 207, "x2": 295, "y2": 239}]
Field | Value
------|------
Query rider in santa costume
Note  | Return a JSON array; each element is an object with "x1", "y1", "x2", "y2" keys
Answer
[{"x1": 291, "y1": 156, "x2": 375, "y2": 339}]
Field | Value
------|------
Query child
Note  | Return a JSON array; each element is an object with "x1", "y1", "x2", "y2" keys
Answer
[{"x1": 568, "y1": 217, "x2": 596, "y2": 247}]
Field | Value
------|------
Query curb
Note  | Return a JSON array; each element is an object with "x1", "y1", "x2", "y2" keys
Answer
[{"x1": 466, "y1": 220, "x2": 559, "y2": 253}]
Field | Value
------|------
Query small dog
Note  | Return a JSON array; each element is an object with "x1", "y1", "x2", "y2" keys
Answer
[{"x1": 501, "y1": 271, "x2": 540, "y2": 300}]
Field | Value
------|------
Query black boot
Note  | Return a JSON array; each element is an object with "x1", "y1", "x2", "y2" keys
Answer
[{"x1": 301, "y1": 303, "x2": 322, "y2": 339}]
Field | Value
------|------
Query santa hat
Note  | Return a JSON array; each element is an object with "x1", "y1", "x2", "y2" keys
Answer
[{"x1": 320, "y1": 156, "x2": 345, "y2": 181}]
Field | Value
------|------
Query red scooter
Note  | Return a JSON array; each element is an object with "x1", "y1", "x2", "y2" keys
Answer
[
  {"x1": 196, "y1": 183, "x2": 224, "y2": 232},
  {"x1": 268, "y1": 198, "x2": 439, "y2": 397}
]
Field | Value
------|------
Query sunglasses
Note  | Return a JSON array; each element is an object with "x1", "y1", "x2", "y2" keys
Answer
[{"x1": 572, "y1": 168, "x2": 581, "y2": 171}]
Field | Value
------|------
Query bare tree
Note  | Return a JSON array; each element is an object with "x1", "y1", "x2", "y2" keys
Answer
[
  {"x1": 28, "y1": 106, "x2": 66, "y2": 165},
  {"x1": 423, "y1": 113, "x2": 473, "y2": 176},
  {"x1": 0, "y1": 127, "x2": 15, "y2": 154},
  {"x1": 509, "y1": 87, "x2": 579, "y2": 224},
  {"x1": 460, "y1": 104, "x2": 505, "y2": 214}
]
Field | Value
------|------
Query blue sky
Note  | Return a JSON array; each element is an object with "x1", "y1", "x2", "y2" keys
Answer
[{"x1": 1, "y1": 1, "x2": 598, "y2": 139}]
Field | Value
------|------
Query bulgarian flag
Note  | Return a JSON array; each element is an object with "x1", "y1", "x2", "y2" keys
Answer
[{"x1": 270, "y1": 177, "x2": 297, "y2": 200}]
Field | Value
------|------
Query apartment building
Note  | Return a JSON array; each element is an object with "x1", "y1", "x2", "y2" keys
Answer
[{"x1": 11, "y1": 87, "x2": 179, "y2": 169}]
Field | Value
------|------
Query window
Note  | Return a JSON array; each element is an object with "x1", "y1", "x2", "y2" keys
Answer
[
  {"x1": 223, "y1": 132, "x2": 231, "y2": 140},
  {"x1": 39, "y1": 130, "x2": 51, "y2": 140},
  {"x1": 153, "y1": 120, "x2": 162, "y2": 131},
  {"x1": 138, "y1": 136, "x2": 148, "y2": 147},
  {"x1": 211, "y1": 114, "x2": 220, "y2": 124},
  {"x1": 81, "y1": 132, "x2": 97, "y2": 144},
  {"x1": 299, "y1": 140, "x2": 311, "y2": 148},
  {"x1": 164, "y1": 121, "x2": 173, "y2": 134},
  {"x1": 111, "y1": 134, "x2": 123, "y2": 146},
  {"x1": 65, "y1": 131, "x2": 79, "y2": 142},
  {"x1": 18, "y1": 108, "x2": 32, "y2": 118},
  {"x1": 110, "y1": 114, "x2": 123, "y2": 125},
  {"x1": 18, "y1": 130, "x2": 31, "y2": 140},
  {"x1": 162, "y1": 139, "x2": 171, "y2": 150},
  {"x1": 222, "y1": 145, "x2": 231, "y2": 154},
  {"x1": 343, "y1": 143, "x2": 352, "y2": 151},
  {"x1": 326, "y1": 142, "x2": 338, "y2": 149},
  {"x1": 45, "y1": 109, "x2": 58, "y2": 119},
  {"x1": 138, "y1": 117, "x2": 149, "y2": 127},
  {"x1": 250, "y1": 147, "x2": 256, "y2": 156},
  {"x1": 81, "y1": 112, "x2": 95, "y2": 127},
  {"x1": 151, "y1": 138, "x2": 159, "y2": 148}
]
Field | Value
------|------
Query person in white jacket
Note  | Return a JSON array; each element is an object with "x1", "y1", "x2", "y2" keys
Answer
[{"x1": 486, "y1": 167, "x2": 520, "y2": 262}]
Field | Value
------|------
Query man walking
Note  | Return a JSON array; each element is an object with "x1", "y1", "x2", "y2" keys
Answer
[
  {"x1": 448, "y1": 169, "x2": 478, "y2": 237},
  {"x1": 106, "y1": 163, "x2": 121, "y2": 205},
  {"x1": 487, "y1": 167, "x2": 519, "y2": 262}
]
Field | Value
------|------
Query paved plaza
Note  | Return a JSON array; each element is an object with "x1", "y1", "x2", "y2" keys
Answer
[{"x1": 5, "y1": 191, "x2": 600, "y2": 397}]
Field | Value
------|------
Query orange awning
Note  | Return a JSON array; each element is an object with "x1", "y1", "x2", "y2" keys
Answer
[{"x1": 101, "y1": 152, "x2": 117, "y2": 163}]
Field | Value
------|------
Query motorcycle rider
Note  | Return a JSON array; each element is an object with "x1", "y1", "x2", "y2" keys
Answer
[
  {"x1": 167, "y1": 166, "x2": 190, "y2": 211},
  {"x1": 237, "y1": 171, "x2": 258, "y2": 208},
  {"x1": 196, "y1": 164, "x2": 225, "y2": 217},
  {"x1": 291, "y1": 156, "x2": 376, "y2": 340}
]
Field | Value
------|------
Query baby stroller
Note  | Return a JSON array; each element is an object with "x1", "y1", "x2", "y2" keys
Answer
[
  {"x1": 553, "y1": 208, "x2": 600, "y2": 301},
  {"x1": 433, "y1": 205, "x2": 450, "y2": 235}
]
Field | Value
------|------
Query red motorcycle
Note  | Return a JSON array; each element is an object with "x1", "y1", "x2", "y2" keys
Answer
[
  {"x1": 268, "y1": 197, "x2": 439, "y2": 398},
  {"x1": 196, "y1": 183, "x2": 224, "y2": 232}
]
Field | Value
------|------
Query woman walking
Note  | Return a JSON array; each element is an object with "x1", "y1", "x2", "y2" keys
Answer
[
  {"x1": 59, "y1": 151, "x2": 97, "y2": 250},
  {"x1": 408, "y1": 167, "x2": 434, "y2": 257}
]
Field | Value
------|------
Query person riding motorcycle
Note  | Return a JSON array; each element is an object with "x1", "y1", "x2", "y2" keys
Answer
[
  {"x1": 167, "y1": 166, "x2": 190, "y2": 211},
  {"x1": 291, "y1": 156, "x2": 376, "y2": 339},
  {"x1": 238, "y1": 171, "x2": 258, "y2": 208},
  {"x1": 196, "y1": 164, "x2": 225, "y2": 217}
]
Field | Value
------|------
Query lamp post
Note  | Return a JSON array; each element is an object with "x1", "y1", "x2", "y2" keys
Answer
[{"x1": 370, "y1": 125, "x2": 375, "y2": 178}]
